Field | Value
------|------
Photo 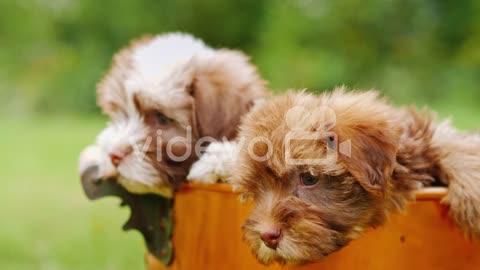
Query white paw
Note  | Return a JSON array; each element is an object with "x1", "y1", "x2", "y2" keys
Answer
[
  {"x1": 79, "y1": 145, "x2": 116, "y2": 180},
  {"x1": 187, "y1": 141, "x2": 239, "y2": 184}
]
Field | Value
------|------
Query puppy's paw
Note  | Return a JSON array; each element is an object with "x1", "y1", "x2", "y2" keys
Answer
[
  {"x1": 442, "y1": 181, "x2": 480, "y2": 239},
  {"x1": 79, "y1": 145, "x2": 117, "y2": 180},
  {"x1": 187, "y1": 141, "x2": 239, "y2": 184}
]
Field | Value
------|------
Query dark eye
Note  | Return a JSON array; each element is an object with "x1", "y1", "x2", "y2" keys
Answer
[
  {"x1": 156, "y1": 112, "x2": 172, "y2": 125},
  {"x1": 300, "y1": 172, "x2": 319, "y2": 186},
  {"x1": 327, "y1": 135, "x2": 336, "y2": 149}
]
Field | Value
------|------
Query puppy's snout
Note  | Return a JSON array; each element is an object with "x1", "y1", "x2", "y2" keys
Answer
[
  {"x1": 260, "y1": 227, "x2": 282, "y2": 249},
  {"x1": 109, "y1": 147, "x2": 132, "y2": 166}
]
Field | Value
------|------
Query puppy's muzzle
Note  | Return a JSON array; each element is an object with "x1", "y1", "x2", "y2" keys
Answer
[{"x1": 260, "y1": 227, "x2": 282, "y2": 249}]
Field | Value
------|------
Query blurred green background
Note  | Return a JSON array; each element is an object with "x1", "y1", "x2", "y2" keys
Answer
[{"x1": 0, "y1": 0, "x2": 478, "y2": 269}]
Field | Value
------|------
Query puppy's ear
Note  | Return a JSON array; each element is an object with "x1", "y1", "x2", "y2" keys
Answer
[
  {"x1": 97, "y1": 49, "x2": 131, "y2": 118},
  {"x1": 327, "y1": 90, "x2": 400, "y2": 196},
  {"x1": 191, "y1": 50, "x2": 267, "y2": 139},
  {"x1": 97, "y1": 36, "x2": 153, "y2": 118}
]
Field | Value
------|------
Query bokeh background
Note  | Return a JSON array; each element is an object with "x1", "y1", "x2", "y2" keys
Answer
[{"x1": 1, "y1": 0, "x2": 479, "y2": 269}]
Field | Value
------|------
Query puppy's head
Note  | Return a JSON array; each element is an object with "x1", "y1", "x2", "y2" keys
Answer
[
  {"x1": 83, "y1": 33, "x2": 265, "y2": 196},
  {"x1": 234, "y1": 89, "x2": 401, "y2": 264}
]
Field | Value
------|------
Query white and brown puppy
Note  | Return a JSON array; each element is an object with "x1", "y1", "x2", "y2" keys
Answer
[{"x1": 79, "y1": 33, "x2": 266, "y2": 197}]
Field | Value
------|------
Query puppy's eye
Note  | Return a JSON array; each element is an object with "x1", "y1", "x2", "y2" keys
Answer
[
  {"x1": 300, "y1": 172, "x2": 319, "y2": 186},
  {"x1": 156, "y1": 112, "x2": 172, "y2": 125},
  {"x1": 327, "y1": 135, "x2": 336, "y2": 149}
]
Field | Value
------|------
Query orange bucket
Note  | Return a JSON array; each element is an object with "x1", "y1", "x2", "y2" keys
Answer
[{"x1": 147, "y1": 184, "x2": 480, "y2": 270}]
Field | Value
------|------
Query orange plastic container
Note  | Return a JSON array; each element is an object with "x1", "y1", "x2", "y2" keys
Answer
[{"x1": 146, "y1": 183, "x2": 480, "y2": 270}]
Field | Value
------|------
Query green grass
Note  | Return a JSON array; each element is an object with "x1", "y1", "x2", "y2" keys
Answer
[{"x1": 0, "y1": 115, "x2": 145, "y2": 270}]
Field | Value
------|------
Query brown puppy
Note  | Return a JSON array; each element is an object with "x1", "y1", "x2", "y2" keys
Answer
[
  {"x1": 79, "y1": 33, "x2": 266, "y2": 197},
  {"x1": 233, "y1": 89, "x2": 480, "y2": 265}
]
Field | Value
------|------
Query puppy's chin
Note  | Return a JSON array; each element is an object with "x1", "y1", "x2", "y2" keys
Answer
[
  {"x1": 117, "y1": 176, "x2": 173, "y2": 198},
  {"x1": 243, "y1": 236, "x2": 286, "y2": 265},
  {"x1": 113, "y1": 153, "x2": 176, "y2": 197},
  {"x1": 116, "y1": 156, "x2": 173, "y2": 198},
  {"x1": 242, "y1": 197, "x2": 349, "y2": 265},
  {"x1": 243, "y1": 226, "x2": 345, "y2": 265}
]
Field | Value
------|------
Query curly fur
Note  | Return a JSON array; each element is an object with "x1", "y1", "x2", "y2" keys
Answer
[
  {"x1": 233, "y1": 88, "x2": 479, "y2": 264},
  {"x1": 79, "y1": 33, "x2": 267, "y2": 196}
]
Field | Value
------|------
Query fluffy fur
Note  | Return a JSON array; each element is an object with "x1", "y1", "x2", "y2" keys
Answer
[
  {"x1": 79, "y1": 32, "x2": 266, "y2": 196},
  {"x1": 228, "y1": 88, "x2": 480, "y2": 265},
  {"x1": 187, "y1": 141, "x2": 240, "y2": 183}
]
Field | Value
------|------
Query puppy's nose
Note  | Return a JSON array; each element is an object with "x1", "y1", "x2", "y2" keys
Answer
[
  {"x1": 109, "y1": 148, "x2": 131, "y2": 166},
  {"x1": 260, "y1": 228, "x2": 282, "y2": 249}
]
